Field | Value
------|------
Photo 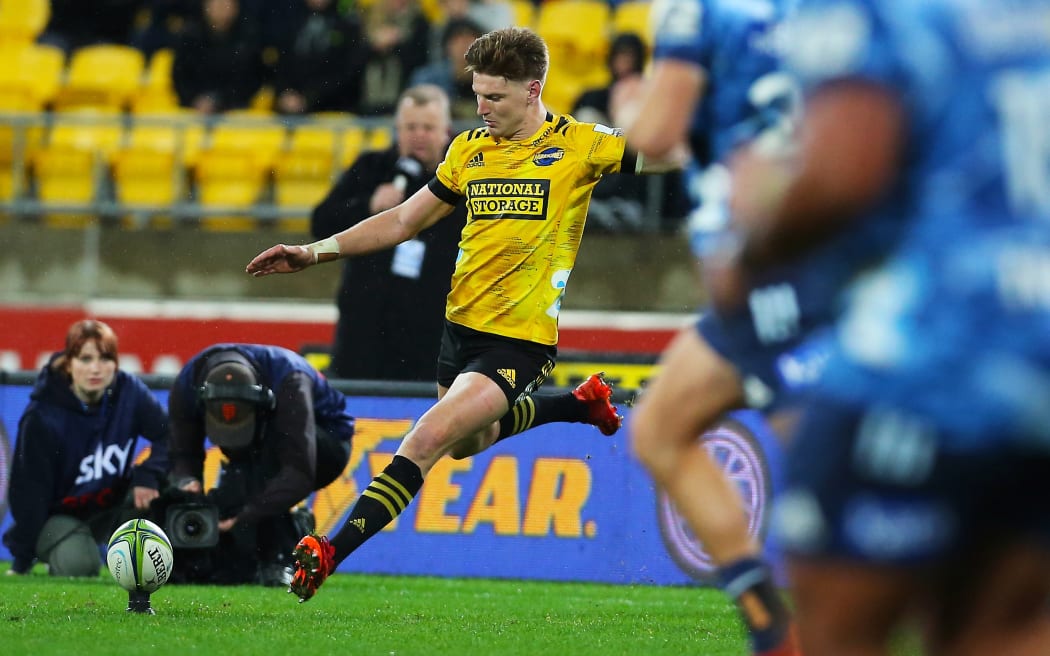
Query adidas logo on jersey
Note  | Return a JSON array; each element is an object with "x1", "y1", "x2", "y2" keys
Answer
[
  {"x1": 497, "y1": 368, "x2": 516, "y2": 387},
  {"x1": 466, "y1": 152, "x2": 485, "y2": 168},
  {"x1": 351, "y1": 518, "x2": 366, "y2": 533}
]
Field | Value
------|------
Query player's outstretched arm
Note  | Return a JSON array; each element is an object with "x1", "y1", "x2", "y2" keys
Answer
[
  {"x1": 246, "y1": 186, "x2": 455, "y2": 278},
  {"x1": 246, "y1": 243, "x2": 316, "y2": 277}
]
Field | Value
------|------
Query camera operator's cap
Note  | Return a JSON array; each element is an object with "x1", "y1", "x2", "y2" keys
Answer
[{"x1": 201, "y1": 353, "x2": 260, "y2": 450}]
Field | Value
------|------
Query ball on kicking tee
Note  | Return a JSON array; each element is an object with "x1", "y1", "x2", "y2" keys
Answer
[{"x1": 107, "y1": 519, "x2": 174, "y2": 593}]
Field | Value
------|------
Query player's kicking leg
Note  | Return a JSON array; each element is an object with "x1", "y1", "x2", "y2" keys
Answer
[{"x1": 288, "y1": 371, "x2": 621, "y2": 601}]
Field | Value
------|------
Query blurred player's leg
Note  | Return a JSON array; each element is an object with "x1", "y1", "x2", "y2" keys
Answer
[
  {"x1": 927, "y1": 542, "x2": 1050, "y2": 655},
  {"x1": 630, "y1": 327, "x2": 796, "y2": 655},
  {"x1": 789, "y1": 559, "x2": 912, "y2": 656}
]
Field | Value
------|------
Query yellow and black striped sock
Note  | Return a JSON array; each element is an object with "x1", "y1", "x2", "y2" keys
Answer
[
  {"x1": 329, "y1": 455, "x2": 423, "y2": 562},
  {"x1": 496, "y1": 392, "x2": 586, "y2": 442}
]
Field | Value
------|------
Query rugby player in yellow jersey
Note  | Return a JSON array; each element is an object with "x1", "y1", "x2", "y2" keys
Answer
[{"x1": 246, "y1": 27, "x2": 683, "y2": 601}]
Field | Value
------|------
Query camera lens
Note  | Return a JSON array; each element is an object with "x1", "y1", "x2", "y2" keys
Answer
[
  {"x1": 184, "y1": 517, "x2": 202, "y2": 536},
  {"x1": 165, "y1": 503, "x2": 220, "y2": 549}
]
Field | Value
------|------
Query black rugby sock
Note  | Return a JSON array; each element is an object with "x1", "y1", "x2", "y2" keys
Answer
[
  {"x1": 329, "y1": 455, "x2": 423, "y2": 563},
  {"x1": 496, "y1": 392, "x2": 586, "y2": 441},
  {"x1": 717, "y1": 557, "x2": 792, "y2": 653}
]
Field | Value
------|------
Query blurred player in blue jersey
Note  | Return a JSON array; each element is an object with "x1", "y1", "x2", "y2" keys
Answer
[
  {"x1": 621, "y1": 1, "x2": 808, "y2": 654},
  {"x1": 725, "y1": 1, "x2": 1050, "y2": 653}
]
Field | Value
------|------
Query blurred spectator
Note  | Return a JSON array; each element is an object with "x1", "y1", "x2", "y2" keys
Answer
[
  {"x1": 311, "y1": 85, "x2": 466, "y2": 381},
  {"x1": 429, "y1": 0, "x2": 512, "y2": 58},
  {"x1": 39, "y1": 0, "x2": 143, "y2": 55},
  {"x1": 172, "y1": 0, "x2": 265, "y2": 114},
  {"x1": 444, "y1": 0, "x2": 513, "y2": 31},
  {"x1": 576, "y1": 33, "x2": 689, "y2": 233},
  {"x1": 2, "y1": 320, "x2": 169, "y2": 577},
  {"x1": 131, "y1": 0, "x2": 199, "y2": 58},
  {"x1": 574, "y1": 33, "x2": 646, "y2": 126},
  {"x1": 408, "y1": 18, "x2": 483, "y2": 121},
  {"x1": 356, "y1": 0, "x2": 432, "y2": 115},
  {"x1": 272, "y1": 0, "x2": 365, "y2": 115}
]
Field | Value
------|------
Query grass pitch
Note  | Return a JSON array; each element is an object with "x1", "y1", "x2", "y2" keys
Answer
[{"x1": 0, "y1": 567, "x2": 749, "y2": 656}]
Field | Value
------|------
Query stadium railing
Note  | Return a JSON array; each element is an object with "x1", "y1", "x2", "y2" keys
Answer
[{"x1": 0, "y1": 110, "x2": 673, "y2": 233}]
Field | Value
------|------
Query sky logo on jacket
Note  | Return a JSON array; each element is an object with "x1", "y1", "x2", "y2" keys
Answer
[{"x1": 75, "y1": 440, "x2": 133, "y2": 485}]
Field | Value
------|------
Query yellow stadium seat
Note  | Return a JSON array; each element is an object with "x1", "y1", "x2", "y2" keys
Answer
[
  {"x1": 289, "y1": 124, "x2": 338, "y2": 156},
  {"x1": 0, "y1": 82, "x2": 46, "y2": 199},
  {"x1": 420, "y1": 0, "x2": 444, "y2": 25},
  {"x1": 127, "y1": 113, "x2": 207, "y2": 166},
  {"x1": 0, "y1": 43, "x2": 65, "y2": 111},
  {"x1": 541, "y1": 69, "x2": 586, "y2": 116},
  {"x1": 509, "y1": 0, "x2": 535, "y2": 27},
  {"x1": 337, "y1": 125, "x2": 366, "y2": 169},
  {"x1": 34, "y1": 109, "x2": 124, "y2": 226},
  {"x1": 47, "y1": 109, "x2": 126, "y2": 158},
  {"x1": 537, "y1": 1, "x2": 611, "y2": 94},
  {"x1": 612, "y1": 1, "x2": 653, "y2": 46},
  {"x1": 113, "y1": 148, "x2": 182, "y2": 206},
  {"x1": 0, "y1": 111, "x2": 46, "y2": 201},
  {"x1": 32, "y1": 147, "x2": 101, "y2": 227},
  {"x1": 367, "y1": 125, "x2": 393, "y2": 152},
  {"x1": 274, "y1": 150, "x2": 335, "y2": 232},
  {"x1": 274, "y1": 151, "x2": 334, "y2": 205},
  {"x1": 294, "y1": 113, "x2": 360, "y2": 168},
  {"x1": 194, "y1": 149, "x2": 269, "y2": 231},
  {"x1": 248, "y1": 86, "x2": 275, "y2": 114},
  {"x1": 0, "y1": 0, "x2": 49, "y2": 46},
  {"x1": 55, "y1": 45, "x2": 146, "y2": 111},
  {"x1": 133, "y1": 48, "x2": 179, "y2": 113},
  {"x1": 207, "y1": 118, "x2": 287, "y2": 169}
]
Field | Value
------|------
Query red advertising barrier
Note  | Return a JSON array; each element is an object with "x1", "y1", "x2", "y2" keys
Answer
[{"x1": 0, "y1": 301, "x2": 690, "y2": 375}]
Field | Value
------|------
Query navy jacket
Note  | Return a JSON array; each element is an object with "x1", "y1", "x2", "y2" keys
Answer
[
  {"x1": 168, "y1": 344, "x2": 355, "y2": 524},
  {"x1": 2, "y1": 358, "x2": 170, "y2": 573}
]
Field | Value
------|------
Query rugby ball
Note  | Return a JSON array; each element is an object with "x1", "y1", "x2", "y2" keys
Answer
[{"x1": 107, "y1": 519, "x2": 174, "y2": 593}]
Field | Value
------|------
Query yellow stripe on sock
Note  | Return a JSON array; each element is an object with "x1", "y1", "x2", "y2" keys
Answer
[
  {"x1": 512, "y1": 397, "x2": 536, "y2": 435},
  {"x1": 371, "y1": 478, "x2": 409, "y2": 511},
  {"x1": 362, "y1": 489, "x2": 398, "y2": 519},
  {"x1": 513, "y1": 403, "x2": 524, "y2": 435},
  {"x1": 522, "y1": 397, "x2": 535, "y2": 432},
  {"x1": 375, "y1": 472, "x2": 411, "y2": 503}
]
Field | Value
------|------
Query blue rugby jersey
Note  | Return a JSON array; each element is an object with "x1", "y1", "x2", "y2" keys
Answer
[{"x1": 784, "y1": 0, "x2": 1050, "y2": 448}]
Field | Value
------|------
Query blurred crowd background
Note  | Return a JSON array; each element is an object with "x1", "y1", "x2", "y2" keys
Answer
[{"x1": 0, "y1": 0, "x2": 698, "y2": 312}]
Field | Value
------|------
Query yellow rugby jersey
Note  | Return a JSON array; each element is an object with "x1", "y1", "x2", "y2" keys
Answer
[{"x1": 429, "y1": 112, "x2": 629, "y2": 345}]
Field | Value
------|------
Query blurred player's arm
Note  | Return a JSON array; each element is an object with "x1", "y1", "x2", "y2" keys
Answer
[
  {"x1": 619, "y1": 59, "x2": 705, "y2": 161},
  {"x1": 731, "y1": 81, "x2": 905, "y2": 266},
  {"x1": 246, "y1": 186, "x2": 456, "y2": 277}
]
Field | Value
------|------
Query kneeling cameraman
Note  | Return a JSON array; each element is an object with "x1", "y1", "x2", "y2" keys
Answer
[{"x1": 162, "y1": 344, "x2": 354, "y2": 585}]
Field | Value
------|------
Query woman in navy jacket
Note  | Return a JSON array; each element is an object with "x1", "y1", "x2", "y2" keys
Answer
[{"x1": 3, "y1": 320, "x2": 169, "y2": 576}]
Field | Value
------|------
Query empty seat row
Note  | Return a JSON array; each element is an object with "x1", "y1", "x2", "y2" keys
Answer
[{"x1": 0, "y1": 112, "x2": 396, "y2": 231}]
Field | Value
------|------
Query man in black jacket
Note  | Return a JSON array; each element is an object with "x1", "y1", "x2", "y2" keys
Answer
[
  {"x1": 171, "y1": 0, "x2": 264, "y2": 114},
  {"x1": 272, "y1": 0, "x2": 364, "y2": 115},
  {"x1": 311, "y1": 85, "x2": 467, "y2": 381}
]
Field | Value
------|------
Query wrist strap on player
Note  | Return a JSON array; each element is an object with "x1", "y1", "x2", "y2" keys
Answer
[{"x1": 307, "y1": 237, "x2": 340, "y2": 264}]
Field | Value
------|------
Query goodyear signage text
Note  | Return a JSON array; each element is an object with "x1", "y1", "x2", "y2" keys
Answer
[{"x1": 0, "y1": 386, "x2": 785, "y2": 585}]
